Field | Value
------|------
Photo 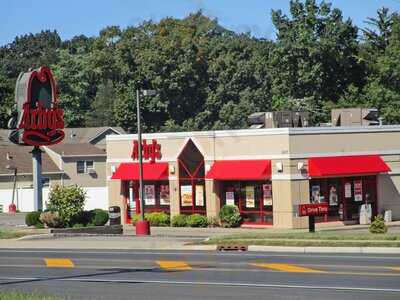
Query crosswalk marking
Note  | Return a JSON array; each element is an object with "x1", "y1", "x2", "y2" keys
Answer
[
  {"x1": 157, "y1": 260, "x2": 192, "y2": 270},
  {"x1": 252, "y1": 263, "x2": 324, "y2": 273},
  {"x1": 44, "y1": 258, "x2": 74, "y2": 268}
]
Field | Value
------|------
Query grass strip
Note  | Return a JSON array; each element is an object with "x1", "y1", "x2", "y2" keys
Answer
[
  {"x1": 0, "y1": 229, "x2": 30, "y2": 239},
  {"x1": 203, "y1": 238, "x2": 400, "y2": 247},
  {"x1": 0, "y1": 291, "x2": 63, "y2": 300},
  {"x1": 209, "y1": 232, "x2": 400, "y2": 241}
]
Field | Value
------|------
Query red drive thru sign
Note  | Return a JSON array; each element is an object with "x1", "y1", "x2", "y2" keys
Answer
[{"x1": 298, "y1": 203, "x2": 328, "y2": 217}]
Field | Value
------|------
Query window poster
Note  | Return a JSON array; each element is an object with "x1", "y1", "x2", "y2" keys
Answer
[
  {"x1": 245, "y1": 186, "x2": 255, "y2": 208},
  {"x1": 180, "y1": 185, "x2": 192, "y2": 207},
  {"x1": 159, "y1": 185, "x2": 170, "y2": 206},
  {"x1": 129, "y1": 187, "x2": 136, "y2": 210},
  {"x1": 311, "y1": 185, "x2": 320, "y2": 203},
  {"x1": 195, "y1": 185, "x2": 204, "y2": 206},
  {"x1": 354, "y1": 180, "x2": 363, "y2": 202},
  {"x1": 225, "y1": 191, "x2": 235, "y2": 206},
  {"x1": 344, "y1": 182, "x2": 352, "y2": 198},
  {"x1": 329, "y1": 185, "x2": 338, "y2": 206},
  {"x1": 144, "y1": 185, "x2": 155, "y2": 205},
  {"x1": 262, "y1": 184, "x2": 273, "y2": 206}
]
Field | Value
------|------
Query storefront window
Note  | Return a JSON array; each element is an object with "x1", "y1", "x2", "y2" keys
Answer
[
  {"x1": 221, "y1": 181, "x2": 273, "y2": 224},
  {"x1": 310, "y1": 176, "x2": 377, "y2": 223},
  {"x1": 125, "y1": 180, "x2": 170, "y2": 223}
]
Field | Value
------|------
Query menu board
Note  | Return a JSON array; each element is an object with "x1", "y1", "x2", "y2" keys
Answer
[
  {"x1": 180, "y1": 185, "x2": 192, "y2": 207},
  {"x1": 144, "y1": 185, "x2": 155, "y2": 205},
  {"x1": 160, "y1": 185, "x2": 170, "y2": 206},
  {"x1": 195, "y1": 185, "x2": 204, "y2": 206},
  {"x1": 226, "y1": 191, "x2": 235, "y2": 206},
  {"x1": 263, "y1": 184, "x2": 272, "y2": 206},
  {"x1": 354, "y1": 180, "x2": 363, "y2": 202},
  {"x1": 245, "y1": 186, "x2": 255, "y2": 208},
  {"x1": 329, "y1": 185, "x2": 338, "y2": 206},
  {"x1": 344, "y1": 182, "x2": 352, "y2": 198}
]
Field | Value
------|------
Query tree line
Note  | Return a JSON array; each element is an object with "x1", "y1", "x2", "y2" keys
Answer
[{"x1": 0, "y1": 0, "x2": 399, "y2": 132}]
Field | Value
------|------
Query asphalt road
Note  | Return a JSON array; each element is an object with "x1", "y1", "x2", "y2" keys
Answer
[{"x1": 0, "y1": 249, "x2": 399, "y2": 300}]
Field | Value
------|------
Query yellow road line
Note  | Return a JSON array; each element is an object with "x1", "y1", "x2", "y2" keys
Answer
[
  {"x1": 252, "y1": 263, "x2": 325, "y2": 273},
  {"x1": 157, "y1": 260, "x2": 192, "y2": 270},
  {"x1": 44, "y1": 258, "x2": 74, "y2": 268},
  {"x1": 390, "y1": 267, "x2": 400, "y2": 272}
]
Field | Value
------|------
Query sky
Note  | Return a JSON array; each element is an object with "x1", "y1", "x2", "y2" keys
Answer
[{"x1": 1, "y1": 0, "x2": 399, "y2": 46}]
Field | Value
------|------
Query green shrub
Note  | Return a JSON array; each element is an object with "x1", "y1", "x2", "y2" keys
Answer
[
  {"x1": 69, "y1": 210, "x2": 93, "y2": 227},
  {"x1": 207, "y1": 216, "x2": 220, "y2": 227},
  {"x1": 34, "y1": 223, "x2": 45, "y2": 229},
  {"x1": 25, "y1": 211, "x2": 42, "y2": 226},
  {"x1": 219, "y1": 205, "x2": 241, "y2": 228},
  {"x1": 171, "y1": 214, "x2": 188, "y2": 227},
  {"x1": 39, "y1": 211, "x2": 64, "y2": 228},
  {"x1": 72, "y1": 223, "x2": 85, "y2": 228},
  {"x1": 91, "y1": 209, "x2": 109, "y2": 226},
  {"x1": 370, "y1": 215, "x2": 388, "y2": 234},
  {"x1": 131, "y1": 214, "x2": 140, "y2": 225},
  {"x1": 47, "y1": 185, "x2": 86, "y2": 225},
  {"x1": 144, "y1": 212, "x2": 170, "y2": 227},
  {"x1": 187, "y1": 214, "x2": 208, "y2": 227}
]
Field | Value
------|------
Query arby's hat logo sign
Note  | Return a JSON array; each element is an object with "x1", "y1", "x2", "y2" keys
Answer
[{"x1": 8, "y1": 66, "x2": 65, "y2": 146}]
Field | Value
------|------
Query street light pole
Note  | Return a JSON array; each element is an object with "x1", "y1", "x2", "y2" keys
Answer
[
  {"x1": 135, "y1": 88, "x2": 156, "y2": 236},
  {"x1": 136, "y1": 89, "x2": 145, "y2": 223}
]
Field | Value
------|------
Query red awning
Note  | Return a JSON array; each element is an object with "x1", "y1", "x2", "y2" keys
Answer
[
  {"x1": 206, "y1": 160, "x2": 271, "y2": 180},
  {"x1": 308, "y1": 155, "x2": 390, "y2": 177},
  {"x1": 111, "y1": 162, "x2": 169, "y2": 180}
]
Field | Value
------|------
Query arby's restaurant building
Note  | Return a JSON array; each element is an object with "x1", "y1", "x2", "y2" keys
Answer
[{"x1": 106, "y1": 125, "x2": 400, "y2": 229}]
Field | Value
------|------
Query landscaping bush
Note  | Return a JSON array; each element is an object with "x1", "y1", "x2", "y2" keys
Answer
[
  {"x1": 171, "y1": 214, "x2": 188, "y2": 227},
  {"x1": 25, "y1": 211, "x2": 42, "y2": 227},
  {"x1": 91, "y1": 209, "x2": 109, "y2": 226},
  {"x1": 130, "y1": 214, "x2": 140, "y2": 225},
  {"x1": 69, "y1": 210, "x2": 93, "y2": 227},
  {"x1": 144, "y1": 212, "x2": 170, "y2": 226},
  {"x1": 187, "y1": 214, "x2": 208, "y2": 227},
  {"x1": 370, "y1": 215, "x2": 388, "y2": 234},
  {"x1": 47, "y1": 185, "x2": 86, "y2": 226},
  {"x1": 39, "y1": 211, "x2": 64, "y2": 228},
  {"x1": 207, "y1": 216, "x2": 220, "y2": 227},
  {"x1": 219, "y1": 205, "x2": 241, "y2": 228}
]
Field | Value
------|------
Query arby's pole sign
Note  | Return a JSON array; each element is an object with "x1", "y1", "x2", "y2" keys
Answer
[
  {"x1": 8, "y1": 66, "x2": 65, "y2": 146},
  {"x1": 131, "y1": 139, "x2": 161, "y2": 163}
]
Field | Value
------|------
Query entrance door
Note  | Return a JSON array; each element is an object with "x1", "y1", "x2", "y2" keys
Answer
[{"x1": 178, "y1": 139, "x2": 206, "y2": 215}]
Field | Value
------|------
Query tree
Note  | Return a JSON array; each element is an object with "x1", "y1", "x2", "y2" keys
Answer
[{"x1": 269, "y1": 0, "x2": 363, "y2": 123}]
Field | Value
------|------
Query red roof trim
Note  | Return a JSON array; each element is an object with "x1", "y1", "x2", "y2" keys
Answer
[{"x1": 308, "y1": 155, "x2": 391, "y2": 178}]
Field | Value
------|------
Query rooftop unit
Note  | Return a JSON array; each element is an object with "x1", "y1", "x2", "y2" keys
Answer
[
  {"x1": 331, "y1": 108, "x2": 380, "y2": 127},
  {"x1": 248, "y1": 111, "x2": 311, "y2": 129}
]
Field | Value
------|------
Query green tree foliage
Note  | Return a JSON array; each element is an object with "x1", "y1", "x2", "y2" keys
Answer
[
  {"x1": 47, "y1": 185, "x2": 86, "y2": 225},
  {"x1": 1, "y1": 4, "x2": 400, "y2": 129}
]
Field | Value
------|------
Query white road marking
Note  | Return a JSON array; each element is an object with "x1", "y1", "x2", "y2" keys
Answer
[
  {"x1": 0, "y1": 249, "x2": 399, "y2": 260},
  {"x1": 0, "y1": 276, "x2": 399, "y2": 293}
]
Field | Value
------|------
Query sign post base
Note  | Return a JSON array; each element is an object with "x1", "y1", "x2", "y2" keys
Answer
[{"x1": 135, "y1": 220, "x2": 150, "y2": 236}]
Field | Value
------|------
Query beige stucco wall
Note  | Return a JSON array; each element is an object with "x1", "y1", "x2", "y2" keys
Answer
[
  {"x1": 106, "y1": 126, "x2": 400, "y2": 228},
  {"x1": 61, "y1": 156, "x2": 107, "y2": 187}
]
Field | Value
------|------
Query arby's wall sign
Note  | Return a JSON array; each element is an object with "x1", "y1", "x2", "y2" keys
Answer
[
  {"x1": 8, "y1": 66, "x2": 65, "y2": 146},
  {"x1": 131, "y1": 139, "x2": 162, "y2": 163}
]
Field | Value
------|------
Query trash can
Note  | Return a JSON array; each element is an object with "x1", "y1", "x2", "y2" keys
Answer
[{"x1": 108, "y1": 206, "x2": 121, "y2": 225}]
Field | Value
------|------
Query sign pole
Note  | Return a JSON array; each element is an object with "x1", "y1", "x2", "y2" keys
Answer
[
  {"x1": 32, "y1": 146, "x2": 43, "y2": 211},
  {"x1": 308, "y1": 215, "x2": 315, "y2": 233}
]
